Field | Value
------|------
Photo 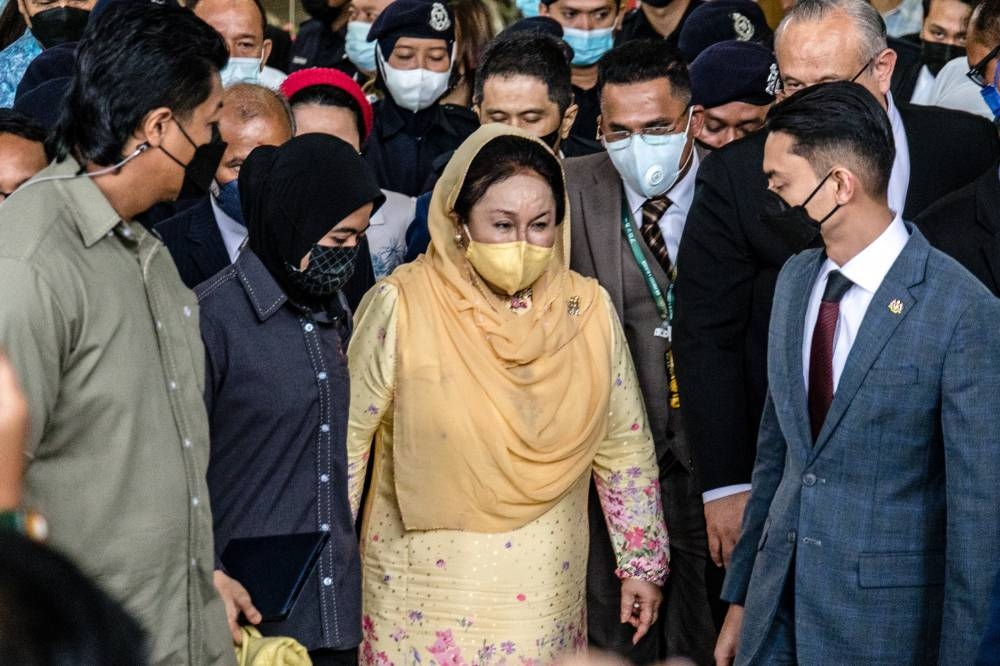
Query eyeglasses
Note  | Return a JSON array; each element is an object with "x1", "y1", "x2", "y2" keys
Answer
[
  {"x1": 598, "y1": 113, "x2": 690, "y2": 148},
  {"x1": 967, "y1": 44, "x2": 1000, "y2": 87},
  {"x1": 779, "y1": 58, "x2": 873, "y2": 95}
]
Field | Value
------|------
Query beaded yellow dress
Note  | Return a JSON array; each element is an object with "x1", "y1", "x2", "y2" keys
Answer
[{"x1": 346, "y1": 283, "x2": 668, "y2": 666}]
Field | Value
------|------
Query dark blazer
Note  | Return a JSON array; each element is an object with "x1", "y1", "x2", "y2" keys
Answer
[
  {"x1": 673, "y1": 102, "x2": 1000, "y2": 494},
  {"x1": 916, "y1": 163, "x2": 1000, "y2": 296},
  {"x1": 155, "y1": 198, "x2": 229, "y2": 290},
  {"x1": 723, "y1": 229, "x2": 1000, "y2": 664},
  {"x1": 889, "y1": 35, "x2": 923, "y2": 103}
]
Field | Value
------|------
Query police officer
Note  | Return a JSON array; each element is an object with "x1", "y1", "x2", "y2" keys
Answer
[{"x1": 363, "y1": 0, "x2": 478, "y2": 196}]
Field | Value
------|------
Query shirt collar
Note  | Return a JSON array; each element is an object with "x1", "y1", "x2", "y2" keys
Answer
[
  {"x1": 38, "y1": 156, "x2": 127, "y2": 248},
  {"x1": 377, "y1": 98, "x2": 455, "y2": 140},
  {"x1": 234, "y1": 248, "x2": 288, "y2": 321},
  {"x1": 623, "y1": 148, "x2": 701, "y2": 215},
  {"x1": 209, "y1": 194, "x2": 248, "y2": 262},
  {"x1": 825, "y1": 212, "x2": 910, "y2": 294}
]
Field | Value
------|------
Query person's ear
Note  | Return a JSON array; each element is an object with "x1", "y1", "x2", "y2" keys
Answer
[
  {"x1": 831, "y1": 167, "x2": 855, "y2": 205},
  {"x1": 873, "y1": 47, "x2": 897, "y2": 95},
  {"x1": 612, "y1": 0, "x2": 625, "y2": 30},
  {"x1": 140, "y1": 107, "x2": 174, "y2": 149},
  {"x1": 560, "y1": 103, "x2": 579, "y2": 139},
  {"x1": 261, "y1": 39, "x2": 273, "y2": 69},
  {"x1": 472, "y1": 104, "x2": 483, "y2": 123},
  {"x1": 688, "y1": 105, "x2": 705, "y2": 140},
  {"x1": 17, "y1": 0, "x2": 31, "y2": 25}
]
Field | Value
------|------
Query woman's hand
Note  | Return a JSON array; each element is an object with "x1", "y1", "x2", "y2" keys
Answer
[
  {"x1": 213, "y1": 570, "x2": 262, "y2": 645},
  {"x1": 619, "y1": 577, "x2": 663, "y2": 645},
  {"x1": 0, "y1": 352, "x2": 28, "y2": 510},
  {"x1": 714, "y1": 604, "x2": 745, "y2": 666}
]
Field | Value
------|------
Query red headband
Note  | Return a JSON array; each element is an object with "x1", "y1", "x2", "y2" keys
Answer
[{"x1": 279, "y1": 67, "x2": 374, "y2": 142}]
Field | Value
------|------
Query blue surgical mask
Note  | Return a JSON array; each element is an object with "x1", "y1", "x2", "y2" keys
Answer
[
  {"x1": 980, "y1": 66, "x2": 1000, "y2": 124},
  {"x1": 214, "y1": 179, "x2": 245, "y2": 226},
  {"x1": 345, "y1": 20, "x2": 377, "y2": 72},
  {"x1": 604, "y1": 109, "x2": 693, "y2": 198},
  {"x1": 562, "y1": 26, "x2": 614, "y2": 67},
  {"x1": 515, "y1": 0, "x2": 540, "y2": 17},
  {"x1": 220, "y1": 55, "x2": 263, "y2": 87}
]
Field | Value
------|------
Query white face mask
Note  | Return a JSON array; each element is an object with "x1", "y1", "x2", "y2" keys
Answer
[
  {"x1": 220, "y1": 54, "x2": 263, "y2": 87},
  {"x1": 604, "y1": 109, "x2": 693, "y2": 198},
  {"x1": 377, "y1": 43, "x2": 452, "y2": 113}
]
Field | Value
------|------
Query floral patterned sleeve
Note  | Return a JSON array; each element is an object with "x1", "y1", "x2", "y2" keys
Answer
[
  {"x1": 592, "y1": 290, "x2": 670, "y2": 586},
  {"x1": 346, "y1": 282, "x2": 399, "y2": 523}
]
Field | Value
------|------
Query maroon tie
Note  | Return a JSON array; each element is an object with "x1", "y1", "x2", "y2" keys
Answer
[
  {"x1": 639, "y1": 196, "x2": 673, "y2": 275},
  {"x1": 808, "y1": 270, "x2": 853, "y2": 441}
]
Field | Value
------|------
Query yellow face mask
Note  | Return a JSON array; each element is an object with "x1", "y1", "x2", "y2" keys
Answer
[{"x1": 464, "y1": 228, "x2": 555, "y2": 296}]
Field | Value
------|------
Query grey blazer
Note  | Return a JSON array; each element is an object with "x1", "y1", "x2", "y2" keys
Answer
[
  {"x1": 564, "y1": 152, "x2": 690, "y2": 468},
  {"x1": 722, "y1": 228, "x2": 1000, "y2": 665}
]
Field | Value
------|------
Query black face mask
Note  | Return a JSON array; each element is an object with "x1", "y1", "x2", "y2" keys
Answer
[
  {"x1": 30, "y1": 6, "x2": 89, "y2": 49},
  {"x1": 301, "y1": 0, "x2": 343, "y2": 24},
  {"x1": 159, "y1": 121, "x2": 227, "y2": 200},
  {"x1": 538, "y1": 127, "x2": 561, "y2": 151},
  {"x1": 920, "y1": 40, "x2": 966, "y2": 76},
  {"x1": 284, "y1": 244, "x2": 359, "y2": 297},
  {"x1": 761, "y1": 172, "x2": 840, "y2": 253}
]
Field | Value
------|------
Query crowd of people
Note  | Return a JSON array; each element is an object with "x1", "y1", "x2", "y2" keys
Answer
[{"x1": 0, "y1": 0, "x2": 1000, "y2": 664}]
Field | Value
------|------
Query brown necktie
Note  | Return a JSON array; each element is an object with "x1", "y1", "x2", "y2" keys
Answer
[
  {"x1": 639, "y1": 196, "x2": 673, "y2": 275},
  {"x1": 808, "y1": 270, "x2": 854, "y2": 441}
]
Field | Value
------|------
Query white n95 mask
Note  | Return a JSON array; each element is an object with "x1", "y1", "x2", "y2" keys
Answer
[{"x1": 604, "y1": 108, "x2": 693, "y2": 198}]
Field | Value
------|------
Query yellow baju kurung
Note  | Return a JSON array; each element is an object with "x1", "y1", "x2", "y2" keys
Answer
[{"x1": 347, "y1": 283, "x2": 669, "y2": 666}]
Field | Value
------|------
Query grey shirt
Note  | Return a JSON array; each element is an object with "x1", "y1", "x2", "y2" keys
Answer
[{"x1": 0, "y1": 157, "x2": 233, "y2": 666}]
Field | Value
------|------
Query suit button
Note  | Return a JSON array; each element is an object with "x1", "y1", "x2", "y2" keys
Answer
[
  {"x1": 802, "y1": 473, "x2": 817, "y2": 487},
  {"x1": 786, "y1": 530, "x2": 797, "y2": 543}
]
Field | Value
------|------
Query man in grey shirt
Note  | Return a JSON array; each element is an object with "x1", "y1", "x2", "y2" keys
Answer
[{"x1": 0, "y1": 4, "x2": 234, "y2": 664}]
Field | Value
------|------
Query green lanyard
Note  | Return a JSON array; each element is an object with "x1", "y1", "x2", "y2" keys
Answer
[
  {"x1": 620, "y1": 193, "x2": 682, "y2": 408},
  {"x1": 620, "y1": 195, "x2": 673, "y2": 337}
]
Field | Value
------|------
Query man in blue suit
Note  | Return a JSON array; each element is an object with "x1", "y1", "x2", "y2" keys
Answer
[{"x1": 714, "y1": 81, "x2": 1000, "y2": 665}]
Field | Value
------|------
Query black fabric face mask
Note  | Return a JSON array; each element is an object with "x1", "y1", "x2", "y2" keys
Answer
[
  {"x1": 538, "y1": 128, "x2": 561, "y2": 151},
  {"x1": 284, "y1": 244, "x2": 359, "y2": 297},
  {"x1": 920, "y1": 40, "x2": 966, "y2": 76},
  {"x1": 30, "y1": 6, "x2": 90, "y2": 49},
  {"x1": 301, "y1": 0, "x2": 343, "y2": 24},
  {"x1": 760, "y1": 172, "x2": 840, "y2": 253},
  {"x1": 159, "y1": 122, "x2": 227, "y2": 200}
]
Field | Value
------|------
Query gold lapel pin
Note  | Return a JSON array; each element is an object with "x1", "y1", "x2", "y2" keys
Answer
[
  {"x1": 567, "y1": 296, "x2": 581, "y2": 316},
  {"x1": 888, "y1": 299, "x2": 904, "y2": 315}
]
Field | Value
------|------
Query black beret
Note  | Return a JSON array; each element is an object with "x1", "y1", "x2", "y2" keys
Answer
[
  {"x1": 368, "y1": 0, "x2": 455, "y2": 57},
  {"x1": 15, "y1": 41, "x2": 75, "y2": 100},
  {"x1": 689, "y1": 40, "x2": 778, "y2": 109},
  {"x1": 500, "y1": 16, "x2": 564, "y2": 39},
  {"x1": 677, "y1": 0, "x2": 772, "y2": 62},
  {"x1": 13, "y1": 77, "x2": 71, "y2": 132}
]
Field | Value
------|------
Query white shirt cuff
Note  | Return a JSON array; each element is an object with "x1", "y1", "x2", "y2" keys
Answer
[{"x1": 702, "y1": 484, "x2": 752, "y2": 503}]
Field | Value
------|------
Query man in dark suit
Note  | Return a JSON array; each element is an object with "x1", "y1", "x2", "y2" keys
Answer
[
  {"x1": 889, "y1": 0, "x2": 974, "y2": 102},
  {"x1": 565, "y1": 40, "x2": 716, "y2": 665},
  {"x1": 715, "y1": 80, "x2": 1000, "y2": 666},
  {"x1": 916, "y1": 163, "x2": 1000, "y2": 296},
  {"x1": 156, "y1": 83, "x2": 293, "y2": 289},
  {"x1": 673, "y1": 0, "x2": 999, "y2": 578}
]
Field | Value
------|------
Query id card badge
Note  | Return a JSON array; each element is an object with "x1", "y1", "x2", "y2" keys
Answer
[{"x1": 654, "y1": 321, "x2": 671, "y2": 340}]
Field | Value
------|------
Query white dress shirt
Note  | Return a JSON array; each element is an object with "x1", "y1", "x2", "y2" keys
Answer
[
  {"x1": 909, "y1": 65, "x2": 936, "y2": 105},
  {"x1": 886, "y1": 93, "x2": 911, "y2": 217},
  {"x1": 801, "y1": 214, "x2": 910, "y2": 392},
  {"x1": 624, "y1": 149, "x2": 700, "y2": 265},
  {"x1": 923, "y1": 56, "x2": 994, "y2": 120},
  {"x1": 209, "y1": 195, "x2": 247, "y2": 263}
]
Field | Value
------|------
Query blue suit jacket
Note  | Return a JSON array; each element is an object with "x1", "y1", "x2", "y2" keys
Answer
[
  {"x1": 154, "y1": 198, "x2": 229, "y2": 290},
  {"x1": 722, "y1": 228, "x2": 1000, "y2": 665}
]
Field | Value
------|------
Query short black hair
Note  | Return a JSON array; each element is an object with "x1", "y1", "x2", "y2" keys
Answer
[
  {"x1": 0, "y1": 109, "x2": 45, "y2": 144},
  {"x1": 454, "y1": 134, "x2": 566, "y2": 225},
  {"x1": 50, "y1": 3, "x2": 228, "y2": 166},
  {"x1": 188, "y1": 0, "x2": 268, "y2": 37},
  {"x1": 597, "y1": 39, "x2": 691, "y2": 104},
  {"x1": 765, "y1": 80, "x2": 894, "y2": 196},
  {"x1": 922, "y1": 0, "x2": 976, "y2": 23},
  {"x1": 288, "y1": 85, "x2": 366, "y2": 143},
  {"x1": 0, "y1": 531, "x2": 149, "y2": 665},
  {"x1": 473, "y1": 32, "x2": 574, "y2": 114}
]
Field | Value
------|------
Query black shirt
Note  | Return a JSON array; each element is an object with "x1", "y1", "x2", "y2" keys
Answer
[
  {"x1": 362, "y1": 97, "x2": 479, "y2": 196},
  {"x1": 288, "y1": 20, "x2": 356, "y2": 75},
  {"x1": 570, "y1": 84, "x2": 601, "y2": 141},
  {"x1": 615, "y1": 0, "x2": 704, "y2": 48},
  {"x1": 198, "y1": 249, "x2": 361, "y2": 651}
]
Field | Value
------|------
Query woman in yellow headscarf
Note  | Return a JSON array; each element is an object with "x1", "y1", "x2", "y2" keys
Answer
[{"x1": 346, "y1": 124, "x2": 668, "y2": 666}]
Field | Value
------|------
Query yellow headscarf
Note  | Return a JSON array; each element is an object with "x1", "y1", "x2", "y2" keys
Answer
[{"x1": 382, "y1": 124, "x2": 613, "y2": 532}]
